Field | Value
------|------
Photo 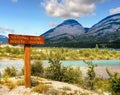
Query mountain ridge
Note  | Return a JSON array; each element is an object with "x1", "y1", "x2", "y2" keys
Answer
[
  {"x1": 42, "y1": 19, "x2": 85, "y2": 40},
  {"x1": 42, "y1": 13, "x2": 120, "y2": 48},
  {"x1": 0, "y1": 35, "x2": 8, "y2": 44}
]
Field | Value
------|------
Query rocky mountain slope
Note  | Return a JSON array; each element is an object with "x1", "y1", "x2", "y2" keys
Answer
[
  {"x1": 42, "y1": 13, "x2": 120, "y2": 48},
  {"x1": 42, "y1": 19, "x2": 85, "y2": 42},
  {"x1": 0, "y1": 35, "x2": 8, "y2": 44},
  {"x1": 89, "y1": 13, "x2": 120, "y2": 35},
  {"x1": 87, "y1": 13, "x2": 120, "y2": 42}
]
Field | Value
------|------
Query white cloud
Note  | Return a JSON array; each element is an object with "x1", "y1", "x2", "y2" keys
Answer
[
  {"x1": 41, "y1": 0, "x2": 103, "y2": 18},
  {"x1": 0, "y1": 26, "x2": 15, "y2": 33},
  {"x1": 11, "y1": 0, "x2": 18, "y2": 3},
  {"x1": 110, "y1": 7, "x2": 120, "y2": 15}
]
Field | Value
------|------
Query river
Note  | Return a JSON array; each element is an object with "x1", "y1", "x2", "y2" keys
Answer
[
  {"x1": 0, "y1": 59, "x2": 120, "y2": 78},
  {"x1": 0, "y1": 59, "x2": 120, "y2": 69}
]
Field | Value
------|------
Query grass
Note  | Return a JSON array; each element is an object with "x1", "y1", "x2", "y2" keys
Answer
[
  {"x1": 0, "y1": 45, "x2": 120, "y2": 60},
  {"x1": 1, "y1": 76, "x2": 16, "y2": 90},
  {"x1": 16, "y1": 80, "x2": 24, "y2": 86},
  {"x1": 6, "y1": 80, "x2": 16, "y2": 90},
  {"x1": 32, "y1": 82, "x2": 52, "y2": 93}
]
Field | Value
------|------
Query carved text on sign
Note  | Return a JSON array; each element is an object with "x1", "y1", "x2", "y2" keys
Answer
[{"x1": 9, "y1": 34, "x2": 44, "y2": 45}]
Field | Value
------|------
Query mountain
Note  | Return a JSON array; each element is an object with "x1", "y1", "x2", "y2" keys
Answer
[
  {"x1": 76, "y1": 13, "x2": 120, "y2": 48},
  {"x1": 88, "y1": 13, "x2": 120, "y2": 37},
  {"x1": 0, "y1": 35, "x2": 8, "y2": 44},
  {"x1": 42, "y1": 13, "x2": 120, "y2": 48},
  {"x1": 42, "y1": 19, "x2": 85, "y2": 42},
  {"x1": 84, "y1": 13, "x2": 120, "y2": 44},
  {"x1": 84, "y1": 27, "x2": 90, "y2": 33}
]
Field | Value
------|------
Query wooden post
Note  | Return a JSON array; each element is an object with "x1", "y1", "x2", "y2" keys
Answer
[
  {"x1": 24, "y1": 44, "x2": 31, "y2": 88},
  {"x1": 8, "y1": 34, "x2": 44, "y2": 88}
]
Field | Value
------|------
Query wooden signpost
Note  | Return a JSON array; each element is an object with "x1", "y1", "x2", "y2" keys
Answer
[{"x1": 8, "y1": 34, "x2": 44, "y2": 88}]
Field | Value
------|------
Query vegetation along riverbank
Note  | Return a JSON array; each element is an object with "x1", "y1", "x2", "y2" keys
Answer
[{"x1": 0, "y1": 44, "x2": 120, "y2": 60}]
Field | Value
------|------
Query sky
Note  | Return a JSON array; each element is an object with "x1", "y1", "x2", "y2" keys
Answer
[{"x1": 0, "y1": 0, "x2": 120, "y2": 37}]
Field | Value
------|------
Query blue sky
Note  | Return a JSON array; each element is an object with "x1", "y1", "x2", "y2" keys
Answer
[{"x1": 0, "y1": 0, "x2": 120, "y2": 37}]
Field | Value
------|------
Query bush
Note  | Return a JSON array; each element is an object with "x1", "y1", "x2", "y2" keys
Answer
[
  {"x1": 3, "y1": 66, "x2": 17, "y2": 77},
  {"x1": 62, "y1": 66, "x2": 82, "y2": 84},
  {"x1": 45, "y1": 52, "x2": 82, "y2": 84},
  {"x1": 6, "y1": 80, "x2": 16, "y2": 90},
  {"x1": 94, "y1": 78, "x2": 110, "y2": 92},
  {"x1": 2, "y1": 75, "x2": 16, "y2": 90},
  {"x1": 45, "y1": 60, "x2": 62, "y2": 81},
  {"x1": 2, "y1": 75, "x2": 9, "y2": 83},
  {"x1": 45, "y1": 52, "x2": 63, "y2": 81},
  {"x1": 106, "y1": 68, "x2": 120, "y2": 94},
  {"x1": 31, "y1": 61, "x2": 44, "y2": 77},
  {"x1": 16, "y1": 80, "x2": 24, "y2": 86},
  {"x1": 23, "y1": 51, "x2": 82, "y2": 85},
  {"x1": 83, "y1": 60, "x2": 97, "y2": 90},
  {"x1": 32, "y1": 83, "x2": 51, "y2": 93}
]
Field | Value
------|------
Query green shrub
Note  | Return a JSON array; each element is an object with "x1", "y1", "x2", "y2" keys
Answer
[
  {"x1": 3, "y1": 66, "x2": 17, "y2": 77},
  {"x1": 16, "y1": 80, "x2": 24, "y2": 86},
  {"x1": 33, "y1": 83, "x2": 44, "y2": 93},
  {"x1": 62, "y1": 66, "x2": 82, "y2": 84},
  {"x1": 83, "y1": 60, "x2": 97, "y2": 90},
  {"x1": 46, "y1": 65, "x2": 82, "y2": 84},
  {"x1": 32, "y1": 83, "x2": 51, "y2": 93},
  {"x1": 31, "y1": 60, "x2": 44, "y2": 77},
  {"x1": 45, "y1": 61, "x2": 62, "y2": 81},
  {"x1": 94, "y1": 78, "x2": 110, "y2": 92},
  {"x1": 2, "y1": 75, "x2": 16, "y2": 89},
  {"x1": 45, "y1": 52, "x2": 63, "y2": 81},
  {"x1": 45, "y1": 52, "x2": 82, "y2": 84},
  {"x1": 106, "y1": 68, "x2": 120, "y2": 94},
  {"x1": 2, "y1": 75, "x2": 9, "y2": 83}
]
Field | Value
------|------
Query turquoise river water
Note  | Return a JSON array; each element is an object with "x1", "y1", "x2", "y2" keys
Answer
[{"x1": 0, "y1": 59, "x2": 120, "y2": 70}]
